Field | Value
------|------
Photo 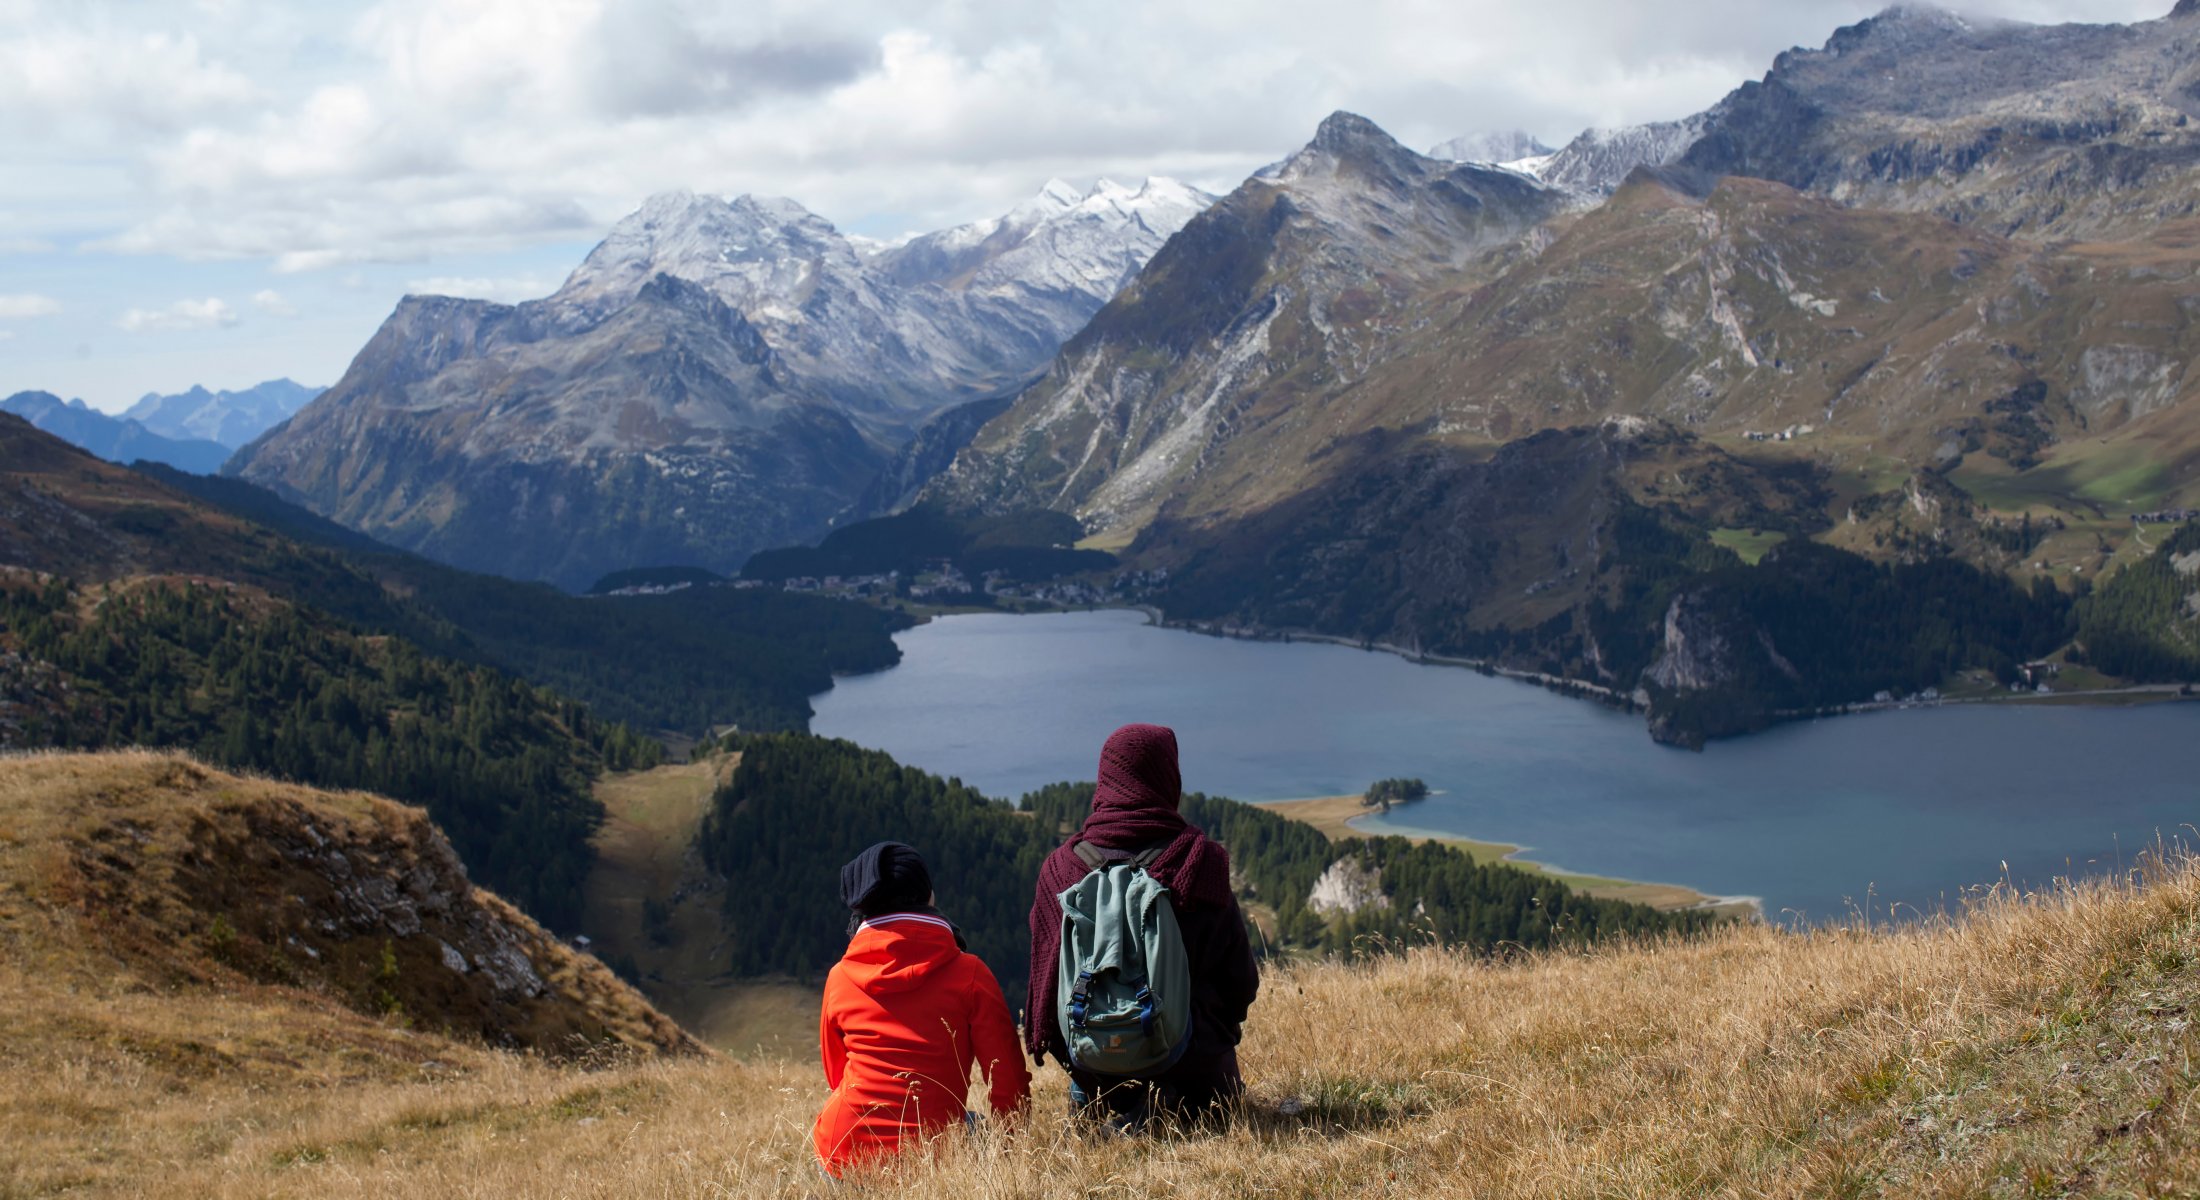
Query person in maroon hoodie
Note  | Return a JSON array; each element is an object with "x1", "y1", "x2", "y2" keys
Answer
[{"x1": 1026, "y1": 723, "x2": 1260, "y2": 1128}]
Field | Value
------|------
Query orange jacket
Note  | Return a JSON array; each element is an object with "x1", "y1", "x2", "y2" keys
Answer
[{"x1": 813, "y1": 913, "x2": 1030, "y2": 1177}]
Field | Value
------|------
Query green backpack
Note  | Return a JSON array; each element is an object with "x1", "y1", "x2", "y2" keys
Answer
[{"x1": 1055, "y1": 842, "x2": 1194, "y2": 1076}]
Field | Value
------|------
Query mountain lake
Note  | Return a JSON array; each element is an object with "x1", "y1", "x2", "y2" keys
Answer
[{"x1": 811, "y1": 608, "x2": 2200, "y2": 924}]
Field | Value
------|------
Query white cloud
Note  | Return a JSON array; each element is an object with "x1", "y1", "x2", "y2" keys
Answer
[
  {"x1": 251, "y1": 288, "x2": 298, "y2": 317},
  {"x1": 117, "y1": 297, "x2": 240, "y2": 333},
  {"x1": 0, "y1": 21, "x2": 256, "y2": 137},
  {"x1": 0, "y1": 237, "x2": 56, "y2": 254},
  {"x1": 404, "y1": 274, "x2": 560, "y2": 303},
  {"x1": 0, "y1": 293, "x2": 61, "y2": 318},
  {"x1": 1, "y1": 0, "x2": 2180, "y2": 275}
]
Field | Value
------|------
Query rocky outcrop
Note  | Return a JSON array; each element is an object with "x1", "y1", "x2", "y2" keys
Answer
[
  {"x1": 1539, "y1": 114, "x2": 1716, "y2": 197},
  {"x1": 42, "y1": 752, "x2": 698, "y2": 1057},
  {"x1": 1646, "y1": 592, "x2": 1741, "y2": 694},
  {"x1": 1309, "y1": 855, "x2": 1392, "y2": 917}
]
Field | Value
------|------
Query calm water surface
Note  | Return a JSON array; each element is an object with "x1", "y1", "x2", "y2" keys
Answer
[{"x1": 811, "y1": 609, "x2": 2200, "y2": 923}]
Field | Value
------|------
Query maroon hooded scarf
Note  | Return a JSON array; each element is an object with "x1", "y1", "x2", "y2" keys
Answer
[{"x1": 1024, "y1": 723, "x2": 1238, "y2": 1059}]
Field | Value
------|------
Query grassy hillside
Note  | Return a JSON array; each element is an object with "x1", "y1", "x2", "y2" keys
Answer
[
  {"x1": 9, "y1": 754, "x2": 2197, "y2": 1195},
  {"x1": 0, "y1": 753, "x2": 699, "y2": 1193},
  {"x1": 581, "y1": 754, "x2": 818, "y2": 1057}
]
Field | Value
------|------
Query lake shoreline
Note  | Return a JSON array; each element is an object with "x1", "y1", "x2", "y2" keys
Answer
[
  {"x1": 1255, "y1": 794, "x2": 1761, "y2": 918},
  {"x1": 1130, "y1": 607, "x2": 2199, "y2": 745}
]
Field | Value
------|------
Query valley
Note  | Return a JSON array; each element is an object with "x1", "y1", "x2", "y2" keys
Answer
[
  {"x1": 580, "y1": 754, "x2": 817, "y2": 1057},
  {"x1": 8, "y1": 3, "x2": 2200, "y2": 1194}
]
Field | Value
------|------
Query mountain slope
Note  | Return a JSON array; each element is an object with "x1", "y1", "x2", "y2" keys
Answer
[
  {"x1": 1, "y1": 390, "x2": 231, "y2": 474},
  {"x1": 229, "y1": 181, "x2": 1210, "y2": 587},
  {"x1": 4, "y1": 412, "x2": 907, "y2": 740},
  {"x1": 133, "y1": 461, "x2": 910, "y2": 734},
  {"x1": 929, "y1": 112, "x2": 1566, "y2": 535},
  {"x1": 1331, "y1": 170, "x2": 2200, "y2": 467},
  {"x1": 923, "y1": 12, "x2": 2200, "y2": 740},
  {"x1": 124, "y1": 378, "x2": 322, "y2": 448},
  {"x1": 226, "y1": 278, "x2": 883, "y2": 590}
]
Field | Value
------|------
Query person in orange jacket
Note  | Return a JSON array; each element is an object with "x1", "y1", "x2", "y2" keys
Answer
[{"x1": 813, "y1": 841, "x2": 1031, "y2": 1179}]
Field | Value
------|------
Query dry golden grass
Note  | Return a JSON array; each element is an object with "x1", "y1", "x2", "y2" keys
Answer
[
  {"x1": 584, "y1": 754, "x2": 820, "y2": 1057},
  {"x1": 7, "y1": 752, "x2": 2200, "y2": 1197}
]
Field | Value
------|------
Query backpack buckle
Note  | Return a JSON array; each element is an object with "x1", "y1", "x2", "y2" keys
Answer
[
  {"x1": 1069, "y1": 970, "x2": 1094, "y2": 1030},
  {"x1": 1134, "y1": 986, "x2": 1155, "y2": 1036}
]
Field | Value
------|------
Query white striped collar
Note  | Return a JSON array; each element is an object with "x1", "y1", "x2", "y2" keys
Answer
[{"x1": 858, "y1": 912, "x2": 955, "y2": 934}]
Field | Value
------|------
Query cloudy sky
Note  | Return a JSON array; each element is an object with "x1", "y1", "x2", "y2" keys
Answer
[{"x1": 0, "y1": 0, "x2": 2170, "y2": 411}]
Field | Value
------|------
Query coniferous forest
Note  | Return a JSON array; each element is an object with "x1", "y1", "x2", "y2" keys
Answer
[
  {"x1": 2077, "y1": 523, "x2": 2200, "y2": 682},
  {"x1": 698, "y1": 733, "x2": 1711, "y2": 1003},
  {"x1": 0, "y1": 575, "x2": 647, "y2": 929},
  {"x1": 139, "y1": 466, "x2": 911, "y2": 732}
]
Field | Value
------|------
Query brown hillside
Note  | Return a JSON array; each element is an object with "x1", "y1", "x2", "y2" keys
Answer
[
  {"x1": 0, "y1": 751, "x2": 695, "y2": 1061},
  {"x1": 0, "y1": 412, "x2": 387, "y2": 600}
]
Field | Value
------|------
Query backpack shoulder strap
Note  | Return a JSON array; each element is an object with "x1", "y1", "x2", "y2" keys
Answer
[{"x1": 1071, "y1": 839, "x2": 1170, "y2": 873}]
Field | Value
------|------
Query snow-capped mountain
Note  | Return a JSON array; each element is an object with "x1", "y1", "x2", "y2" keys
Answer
[
  {"x1": 1537, "y1": 114, "x2": 1715, "y2": 197},
  {"x1": 875, "y1": 177, "x2": 1214, "y2": 307},
  {"x1": 547, "y1": 178, "x2": 1212, "y2": 418},
  {"x1": 1427, "y1": 130, "x2": 1556, "y2": 166},
  {"x1": 229, "y1": 177, "x2": 1214, "y2": 588},
  {"x1": 124, "y1": 379, "x2": 322, "y2": 449}
]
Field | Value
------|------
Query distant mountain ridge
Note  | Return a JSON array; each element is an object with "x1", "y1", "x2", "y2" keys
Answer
[
  {"x1": 0, "y1": 390, "x2": 230, "y2": 474},
  {"x1": 125, "y1": 378, "x2": 321, "y2": 448},
  {"x1": 229, "y1": 177, "x2": 1212, "y2": 588}
]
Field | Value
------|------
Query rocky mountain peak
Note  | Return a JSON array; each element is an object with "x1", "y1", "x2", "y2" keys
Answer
[
  {"x1": 2174, "y1": 0, "x2": 2199, "y2": 18},
  {"x1": 1303, "y1": 110, "x2": 1414, "y2": 165},
  {"x1": 1816, "y1": 4, "x2": 2005, "y2": 58},
  {"x1": 1260, "y1": 110, "x2": 1432, "y2": 194},
  {"x1": 1020, "y1": 177, "x2": 1084, "y2": 216}
]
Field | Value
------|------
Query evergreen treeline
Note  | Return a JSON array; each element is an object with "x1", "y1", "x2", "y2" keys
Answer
[
  {"x1": 137, "y1": 466, "x2": 909, "y2": 732},
  {"x1": 2076, "y1": 522, "x2": 2200, "y2": 681},
  {"x1": 1609, "y1": 537, "x2": 2074, "y2": 742},
  {"x1": 1026, "y1": 783, "x2": 1709, "y2": 953},
  {"x1": 697, "y1": 733, "x2": 1050, "y2": 988},
  {"x1": 0, "y1": 576, "x2": 647, "y2": 929},
  {"x1": 1364, "y1": 777, "x2": 1429, "y2": 809},
  {"x1": 697, "y1": 735, "x2": 1712, "y2": 1002}
]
